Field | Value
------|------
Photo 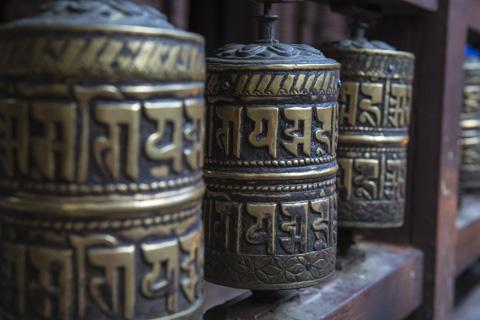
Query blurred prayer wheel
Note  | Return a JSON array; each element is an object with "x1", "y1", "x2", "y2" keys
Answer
[
  {"x1": 460, "y1": 57, "x2": 480, "y2": 190},
  {"x1": 0, "y1": 1, "x2": 205, "y2": 319},
  {"x1": 323, "y1": 23, "x2": 415, "y2": 228},
  {"x1": 203, "y1": 1, "x2": 340, "y2": 290}
]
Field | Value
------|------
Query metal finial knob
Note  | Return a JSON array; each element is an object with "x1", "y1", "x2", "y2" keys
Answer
[
  {"x1": 352, "y1": 19, "x2": 369, "y2": 41},
  {"x1": 256, "y1": 1, "x2": 279, "y2": 42},
  {"x1": 251, "y1": 0, "x2": 304, "y2": 42}
]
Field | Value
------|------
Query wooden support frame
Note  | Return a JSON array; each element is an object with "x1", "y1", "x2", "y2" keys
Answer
[
  {"x1": 364, "y1": 0, "x2": 473, "y2": 318},
  {"x1": 353, "y1": 1, "x2": 466, "y2": 319}
]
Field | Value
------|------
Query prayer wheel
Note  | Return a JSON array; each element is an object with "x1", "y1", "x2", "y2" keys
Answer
[
  {"x1": 460, "y1": 57, "x2": 480, "y2": 190},
  {"x1": 323, "y1": 23, "x2": 415, "y2": 228},
  {"x1": 203, "y1": 1, "x2": 340, "y2": 290},
  {"x1": 0, "y1": 1, "x2": 205, "y2": 319}
]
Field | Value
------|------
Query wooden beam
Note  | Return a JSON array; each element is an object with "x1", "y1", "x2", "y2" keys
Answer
[
  {"x1": 364, "y1": 0, "x2": 439, "y2": 12},
  {"x1": 277, "y1": 2, "x2": 298, "y2": 43},
  {"x1": 399, "y1": 0, "x2": 438, "y2": 11},
  {"x1": 405, "y1": 2, "x2": 465, "y2": 318},
  {"x1": 468, "y1": 0, "x2": 480, "y2": 33},
  {"x1": 319, "y1": 0, "x2": 438, "y2": 14},
  {"x1": 313, "y1": 3, "x2": 349, "y2": 44},
  {"x1": 165, "y1": 0, "x2": 189, "y2": 29}
]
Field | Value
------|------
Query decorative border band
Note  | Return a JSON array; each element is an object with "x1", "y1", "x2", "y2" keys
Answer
[
  {"x1": 0, "y1": 174, "x2": 203, "y2": 195},
  {"x1": 0, "y1": 29, "x2": 205, "y2": 81},
  {"x1": 0, "y1": 204, "x2": 200, "y2": 231},
  {"x1": 337, "y1": 146, "x2": 407, "y2": 153},
  {"x1": 205, "y1": 156, "x2": 335, "y2": 167},
  {"x1": 339, "y1": 134, "x2": 409, "y2": 145},
  {"x1": 206, "y1": 176, "x2": 336, "y2": 192},
  {"x1": 204, "y1": 165, "x2": 338, "y2": 181},
  {"x1": 0, "y1": 183, "x2": 205, "y2": 216}
]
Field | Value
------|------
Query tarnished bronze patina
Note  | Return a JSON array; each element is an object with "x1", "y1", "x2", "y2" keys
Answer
[
  {"x1": 0, "y1": 1, "x2": 205, "y2": 319},
  {"x1": 323, "y1": 24, "x2": 415, "y2": 228},
  {"x1": 203, "y1": 1, "x2": 340, "y2": 290},
  {"x1": 460, "y1": 58, "x2": 480, "y2": 190}
]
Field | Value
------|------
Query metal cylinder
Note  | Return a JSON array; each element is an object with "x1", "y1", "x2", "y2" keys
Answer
[
  {"x1": 0, "y1": 1, "x2": 205, "y2": 319},
  {"x1": 204, "y1": 37, "x2": 340, "y2": 288},
  {"x1": 323, "y1": 38, "x2": 415, "y2": 228},
  {"x1": 460, "y1": 58, "x2": 480, "y2": 190}
]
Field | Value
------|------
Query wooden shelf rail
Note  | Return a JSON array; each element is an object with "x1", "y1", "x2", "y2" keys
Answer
[
  {"x1": 456, "y1": 195, "x2": 480, "y2": 276},
  {"x1": 454, "y1": 281, "x2": 480, "y2": 319}
]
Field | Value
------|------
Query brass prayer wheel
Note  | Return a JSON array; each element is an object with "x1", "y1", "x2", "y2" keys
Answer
[
  {"x1": 323, "y1": 23, "x2": 415, "y2": 228},
  {"x1": 203, "y1": 1, "x2": 340, "y2": 290},
  {"x1": 460, "y1": 57, "x2": 480, "y2": 190},
  {"x1": 0, "y1": 1, "x2": 205, "y2": 319}
]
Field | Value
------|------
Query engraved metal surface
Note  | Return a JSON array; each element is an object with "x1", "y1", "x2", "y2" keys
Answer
[
  {"x1": 0, "y1": 1, "x2": 206, "y2": 319},
  {"x1": 204, "y1": 4, "x2": 339, "y2": 289},
  {"x1": 460, "y1": 58, "x2": 480, "y2": 190},
  {"x1": 323, "y1": 37, "x2": 415, "y2": 228}
]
